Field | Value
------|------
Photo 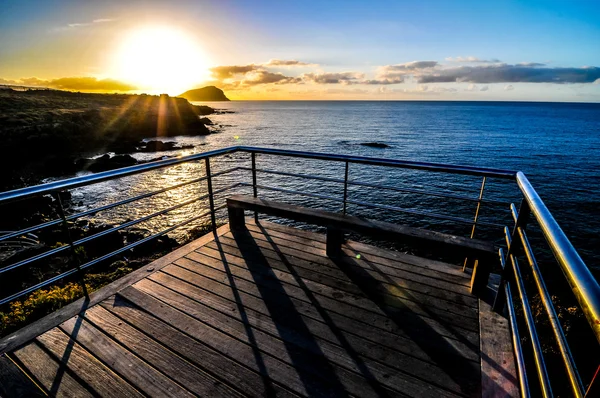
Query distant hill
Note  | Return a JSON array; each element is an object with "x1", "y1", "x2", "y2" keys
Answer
[{"x1": 178, "y1": 86, "x2": 230, "y2": 101}]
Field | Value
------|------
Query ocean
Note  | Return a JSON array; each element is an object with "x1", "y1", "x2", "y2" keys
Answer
[{"x1": 67, "y1": 101, "x2": 600, "y2": 271}]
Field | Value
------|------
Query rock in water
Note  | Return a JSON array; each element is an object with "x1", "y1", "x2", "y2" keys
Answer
[
  {"x1": 360, "y1": 142, "x2": 391, "y2": 148},
  {"x1": 178, "y1": 86, "x2": 230, "y2": 101}
]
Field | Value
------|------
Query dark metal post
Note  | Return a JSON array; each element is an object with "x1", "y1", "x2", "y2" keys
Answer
[
  {"x1": 205, "y1": 158, "x2": 217, "y2": 231},
  {"x1": 342, "y1": 161, "x2": 349, "y2": 215},
  {"x1": 251, "y1": 152, "x2": 258, "y2": 223},
  {"x1": 54, "y1": 192, "x2": 89, "y2": 298},
  {"x1": 493, "y1": 198, "x2": 530, "y2": 312},
  {"x1": 463, "y1": 176, "x2": 486, "y2": 272}
]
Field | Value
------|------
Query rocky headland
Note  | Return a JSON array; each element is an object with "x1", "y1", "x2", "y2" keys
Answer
[{"x1": 0, "y1": 88, "x2": 223, "y2": 190}]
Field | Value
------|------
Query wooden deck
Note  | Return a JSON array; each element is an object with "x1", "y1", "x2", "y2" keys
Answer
[{"x1": 0, "y1": 220, "x2": 518, "y2": 397}]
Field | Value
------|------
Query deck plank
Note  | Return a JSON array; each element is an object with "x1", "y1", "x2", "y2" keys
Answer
[
  {"x1": 198, "y1": 239, "x2": 480, "y2": 333},
  {"x1": 159, "y1": 263, "x2": 478, "y2": 395},
  {"x1": 83, "y1": 305, "x2": 242, "y2": 397},
  {"x1": 250, "y1": 220, "x2": 471, "y2": 280},
  {"x1": 133, "y1": 278, "x2": 413, "y2": 398},
  {"x1": 215, "y1": 232, "x2": 479, "y2": 315},
  {"x1": 11, "y1": 342, "x2": 93, "y2": 397},
  {"x1": 58, "y1": 314, "x2": 194, "y2": 397},
  {"x1": 221, "y1": 230, "x2": 476, "y2": 306},
  {"x1": 119, "y1": 286, "x2": 351, "y2": 398},
  {"x1": 34, "y1": 328, "x2": 143, "y2": 397},
  {"x1": 244, "y1": 222, "x2": 473, "y2": 291},
  {"x1": 1, "y1": 220, "x2": 503, "y2": 398},
  {"x1": 479, "y1": 276, "x2": 519, "y2": 397},
  {"x1": 173, "y1": 255, "x2": 480, "y2": 362},
  {"x1": 100, "y1": 295, "x2": 299, "y2": 398},
  {"x1": 0, "y1": 354, "x2": 45, "y2": 397}
]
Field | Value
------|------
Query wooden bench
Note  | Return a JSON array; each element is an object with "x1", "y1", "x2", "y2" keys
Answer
[{"x1": 226, "y1": 195, "x2": 497, "y2": 295}]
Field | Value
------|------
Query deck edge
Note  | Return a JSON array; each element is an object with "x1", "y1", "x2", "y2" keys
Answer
[
  {"x1": 479, "y1": 273, "x2": 520, "y2": 398},
  {"x1": 0, "y1": 224, "x2": 230, "y2": 355}
]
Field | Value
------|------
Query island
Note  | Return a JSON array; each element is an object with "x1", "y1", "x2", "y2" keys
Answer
[{"x1": 178, "y1": 86, "x2": 230, "y2": 101}]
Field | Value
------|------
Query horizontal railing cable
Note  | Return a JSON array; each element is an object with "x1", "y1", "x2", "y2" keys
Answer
[
  {"x1": 244, "y1": 166, "x2": 510, "y2": 205},
  {"x1": 0, "y1": 206, "x2": 222, "y2": 305},
  {"x1": 0, "y1": 167, "x2": 241, "y2": 244},
  {"x1": 0, "y1": 183, "x2": 240, "y2": 275}
]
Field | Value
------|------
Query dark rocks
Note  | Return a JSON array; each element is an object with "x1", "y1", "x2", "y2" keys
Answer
[
  {"x1": 75, "y1": 154, "x2": 137, "y2": 172},
  {"x1": 139, "y1": 140, "x2": 194, "y2": 152},
  {"x1": 199, "y1": 117, "x2": 214, "y2": 125},
  {"x1": 360, "y1": 142, "x2": 391, "y2": 148}
]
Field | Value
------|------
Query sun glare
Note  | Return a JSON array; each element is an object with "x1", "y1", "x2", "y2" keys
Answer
[{"x1": 111, "y1": 26, "x2": 209, "y2": 95}]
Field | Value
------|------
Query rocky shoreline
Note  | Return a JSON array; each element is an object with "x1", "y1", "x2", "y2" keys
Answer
[{"x1": 0, "y1": 88, "x2": 223, "y2": 190}]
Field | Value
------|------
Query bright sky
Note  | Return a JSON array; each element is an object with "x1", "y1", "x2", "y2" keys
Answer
[{"x1": 1, "y1": 0, "x2": 599, "y2": 101}]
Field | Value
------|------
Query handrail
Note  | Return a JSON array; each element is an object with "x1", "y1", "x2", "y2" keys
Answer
[
  {"x1": 0, "y1": 146, "x2": 518, "y2": 205},
  {"x1": 517, "y1": 172, "x2": 600, "y2": 345},
  {"x1": 239, "y1": 146, "x2": 518, "y2": 178},
  {"x1": 0, "y1": 147, "x2": 239, "y2": 204}
]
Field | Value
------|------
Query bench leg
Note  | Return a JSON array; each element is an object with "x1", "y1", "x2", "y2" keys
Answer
[
  {"x1": 470, "y1": 259, "x2": 491, "y2": 296},
  {"x1": 228, "y1": 207, "x2": 246, "y2": 230},
  {"x1": 326, "y1": 227, "x2": 344, "y2": 258}
]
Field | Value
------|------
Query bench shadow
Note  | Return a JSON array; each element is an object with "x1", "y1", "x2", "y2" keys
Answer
[
  {"x1": 329, "y1": 245, "x2": 482, "y2": 396},
  {"x1": 229, "y1": 225, "x2": 382, "y2": 397}
]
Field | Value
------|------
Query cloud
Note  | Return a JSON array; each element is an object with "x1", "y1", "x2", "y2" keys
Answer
[
  {"x1": 209, "y1": 64, "x2": 303, "y2": 86},
  {"x1": 60, "y1": 18, "x2": 115, "y2": 29},
  {"x1": 302, "y1": 72, "x2": 364, "y2": 84},
  {"x1": 240, "y1": 71, "x2": 302, "y2": 86},
  {"x1": 0, "y1": 76, "x2": 136, "y2": 91},
  {"x1": 517, "y1": 62, "x2": 545, "y2": 67},
  {"x1": 209, "y1": 65, "x2": 260, "y2": 79},
  {"x1": 446, "y1": 56, "x2": 501, "y2": 63},
  {"x1": 361, "y1": 78, "x2": 405, "y2": 84},
  {"x1": 374, "y1": 61, "x2": 438, "y2": 82},
  {"x1": 417, "y1": 64, "x2": 600, "y2": 84},
  {"x1": 263, "y1": 59, "x2": 317, "y2": 67},
  {"x1": 383, "y1": 61, "x2": 438, "y2": 71}
]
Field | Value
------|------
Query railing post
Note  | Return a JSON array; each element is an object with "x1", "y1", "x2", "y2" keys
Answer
[
  {"x1": 251, "y1": 152, "x2": 258, "y2": 223},
  {"x1": 204, "y1": 158, "x2": 217, "y2": 231},
  {"x1": 463, "y1": 176, "x2": 486, "y2": 272},
  {"x1": 493, "y1": 198, "x2": 530, "y2": 313},
  {"x1": 342, "y1": 161, "x2": 349, "y2": 215},
  {"x1": 53, "y1": 191, "x2": 89, "y2": 298}
]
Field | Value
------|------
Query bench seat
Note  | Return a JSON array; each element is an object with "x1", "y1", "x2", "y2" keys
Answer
[{"x1": 226, "y1": 195, "x2": 496, "y2": 294}]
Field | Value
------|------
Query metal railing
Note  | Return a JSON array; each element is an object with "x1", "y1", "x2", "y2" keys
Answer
[{"x1": 0, "y1": 146, "x2": 598, "y2": 397}]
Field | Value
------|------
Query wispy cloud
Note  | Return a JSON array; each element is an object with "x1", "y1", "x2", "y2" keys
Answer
[
  {"x1": 445, "y1": 56, "x2": 501, "y2": 63},
  {"x1": 263, "y1": 59, "x2": 317, "y2": 67},
  {"x1": 58, "y1": 18, "x2": 115, "y2": 30}
]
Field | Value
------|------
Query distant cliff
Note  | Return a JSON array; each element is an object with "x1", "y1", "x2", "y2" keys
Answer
[{"x1": 179, "y1": 86, "x2": 230, "y2": 101}]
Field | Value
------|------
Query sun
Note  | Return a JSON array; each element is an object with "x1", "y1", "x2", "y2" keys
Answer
[{"x1": 111, "y1": 26, "x2": 210, "y2": 95}]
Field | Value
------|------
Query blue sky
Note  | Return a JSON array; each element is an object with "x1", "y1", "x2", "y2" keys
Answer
[{"x1": 1, "y1": 0, "x2": 599, "y2": 100}]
